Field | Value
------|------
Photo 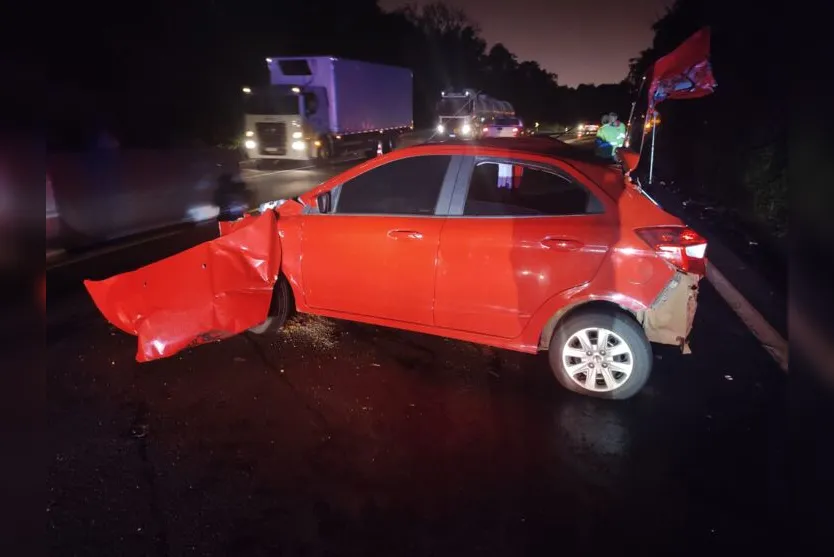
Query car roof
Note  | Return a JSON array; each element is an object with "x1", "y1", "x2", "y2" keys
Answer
[
  {"x1": 400, "y1": 136, "x2": 626, "y2": 199},
  {"x1": 414, "y1": 136, "x2": 615, "y2": 167}
]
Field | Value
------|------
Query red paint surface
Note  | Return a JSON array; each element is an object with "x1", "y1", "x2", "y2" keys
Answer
[
  {"x1": 301, "y1": 215, "x2": 445, "y2": 325},
  {"x1": 86, "y1": 142, "x2": 705, "y2": 362},
  {"x1": 434, "y1": 215, "x2": 614, "y2": 339},
  {"x1": 85, "y1": 210, "x2": 282, "y2": 362}
]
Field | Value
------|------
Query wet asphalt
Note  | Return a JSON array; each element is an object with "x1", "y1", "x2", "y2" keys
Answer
[{"x1": 46, "y1": 148, "x2": 826, "y2": 556}]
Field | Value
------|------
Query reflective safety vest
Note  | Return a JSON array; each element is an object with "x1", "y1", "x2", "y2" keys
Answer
[{"x1": 597, "y1": 122, "x2": 626, "y2": 148}]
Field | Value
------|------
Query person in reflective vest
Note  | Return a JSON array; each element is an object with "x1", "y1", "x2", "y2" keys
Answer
[
  {"x1": 594, "y1": 114, "x2": 611, "y2": 157},
  {"x1": 595, "y1": 112, "x2": 627, "y2": 159}
]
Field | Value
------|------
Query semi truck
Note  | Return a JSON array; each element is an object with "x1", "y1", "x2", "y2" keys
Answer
[
  {"x1": 242, "y1": 57, "x2": 414, "y2": 164},
  {"x1": 435, "y1": 89, "x2": 515, "y2": 139}
]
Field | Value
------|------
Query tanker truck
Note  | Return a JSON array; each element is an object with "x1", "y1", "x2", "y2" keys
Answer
[{"x1": 434, "y1": 89, "x2": 515, "y2": 139}]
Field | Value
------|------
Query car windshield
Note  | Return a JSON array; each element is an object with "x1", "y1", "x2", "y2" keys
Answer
[
  {"x1": 437, "y1": 97, "x2": 472, "y2": 116},
  {"x1": 244, "y1": 91, "x2": 300, "y2": 115}
]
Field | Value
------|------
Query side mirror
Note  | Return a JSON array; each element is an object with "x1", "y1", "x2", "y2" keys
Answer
[
  {"x1": 615, "y1": 148, "x2": 640, "y2": 174},
  {"x1": 316, "y1": 191, "x2": 332, "y2": 213}
]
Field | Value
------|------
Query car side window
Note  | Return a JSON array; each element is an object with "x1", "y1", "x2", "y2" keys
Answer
[
  {"x1": 335, "y1": 155, "x2": 451, "y2": 216},
  {"x1": 463, "y1": 161, "x2": 602, "y2": 216}
]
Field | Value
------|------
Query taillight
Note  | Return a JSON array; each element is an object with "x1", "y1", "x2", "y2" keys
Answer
[
  {"x1": 483, "y1": 127, "x2": 489, "y2": 133},
  {"x1": 512, "y1": 127, "x2": 519, "y2": 134},
  {"x1": 636, "y1": 226, "x2": 708, "y2": 275}
]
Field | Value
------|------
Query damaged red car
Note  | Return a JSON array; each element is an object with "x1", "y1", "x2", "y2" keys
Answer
[{"x1": 85, "y1": 138, "x2": 706, "y2": 400}]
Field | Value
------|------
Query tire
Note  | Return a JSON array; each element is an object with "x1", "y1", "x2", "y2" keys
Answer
[
  {"x1": 247, "y1": 276, "x2": 293, "y2": 334},
  {"x1": 548, "y1": 308, "x2": 652, "y2": 400}
]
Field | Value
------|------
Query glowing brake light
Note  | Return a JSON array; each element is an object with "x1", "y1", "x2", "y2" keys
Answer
[
  {"x1": 636, "y1": 226, "x2": 708, "y2": 275},
  {"x1": 483, "y1": 127, "x2": 489, "y2": 133}
]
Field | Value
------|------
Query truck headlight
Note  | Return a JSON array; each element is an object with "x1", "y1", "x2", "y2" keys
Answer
[
  {"x1": 291, "y1": 140, "x2": 306, "y2": 151},
  {"x1": 461, "y1": 123, "x2": 471, "y2": 135},
  {"x1": 244, "y1": 139, "x2": 257, "y2": 149},
  {"x1": 436, "y1": 124, "x2": 445, "y2": 134},
  {"x1": 292, "y1": 131, "x2": 303, "y2": 139}
]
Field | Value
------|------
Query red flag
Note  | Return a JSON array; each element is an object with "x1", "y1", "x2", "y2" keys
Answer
[{"x1": 648, "y1": 27, "x2": 717, "y2": 112}]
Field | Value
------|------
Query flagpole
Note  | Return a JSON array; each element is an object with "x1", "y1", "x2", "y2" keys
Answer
[
  {"x1": 648, "y1": 111, "x2": 658, "y2": 184},
  {"x1": 625, "y1": 75, "x2": 647, "y2": 148}
]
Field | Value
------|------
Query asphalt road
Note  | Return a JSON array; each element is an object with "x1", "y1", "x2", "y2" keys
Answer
[
  {"x1": 46, "y1": 148, "x2": 813, "y2": 556},
  {"x1": 241, "y1": 160, "x2": 358, "y2": 206}
]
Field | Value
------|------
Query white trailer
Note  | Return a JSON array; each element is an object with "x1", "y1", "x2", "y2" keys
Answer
[{"x1": 242, "y1": 57, "x2": 414, "y2": 163}]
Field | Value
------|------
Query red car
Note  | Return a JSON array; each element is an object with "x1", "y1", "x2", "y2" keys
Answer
[{"x1": 86, "y1": 138, "x2": 706, "y2": 400}]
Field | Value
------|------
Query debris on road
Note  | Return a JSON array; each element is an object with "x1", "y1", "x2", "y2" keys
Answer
[{"x1": 280, "y1": 315, "x2": 339, "y2": 350}]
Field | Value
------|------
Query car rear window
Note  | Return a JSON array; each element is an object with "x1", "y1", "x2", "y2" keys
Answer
[{"x1": 464, "y1": 161, "x2": 602, "y2": 216}]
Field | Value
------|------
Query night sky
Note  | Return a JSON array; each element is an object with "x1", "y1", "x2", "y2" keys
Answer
[{"x1": 380, "y1": 0, "x2": 673, "y2": 87}]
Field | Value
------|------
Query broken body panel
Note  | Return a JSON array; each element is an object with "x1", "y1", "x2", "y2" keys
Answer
[{"x1": 85, "y1": 210, "x2": 285, "y2": 362}]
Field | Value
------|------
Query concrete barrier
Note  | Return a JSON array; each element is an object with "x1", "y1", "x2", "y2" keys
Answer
[
  {"x1": 46, "y1": 130, "x2": 431, "y2": 252},
  {"x1": 48, "y1": 148, "x2": 241, "y2": 247}
]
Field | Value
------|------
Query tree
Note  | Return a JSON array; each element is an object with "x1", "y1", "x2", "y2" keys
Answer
[{"x1": 45, "y1": 0, "x2": 634, "y2": 147}]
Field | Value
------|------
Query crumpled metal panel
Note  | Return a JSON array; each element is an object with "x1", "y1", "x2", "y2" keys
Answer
[
  {"x1": 84, "y1": 210, "x2": 282, "y2": 362},
  {"x1": 641, "y1": 271, "x2": 700, "y2": 353}
]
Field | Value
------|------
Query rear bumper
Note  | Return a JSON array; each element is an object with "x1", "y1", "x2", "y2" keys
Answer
[{"x1": 638, "y1": 271, "x2": 701, "y2": 353}]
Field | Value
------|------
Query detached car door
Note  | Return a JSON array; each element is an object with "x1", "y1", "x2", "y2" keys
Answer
[
  {"x1": 434, "y1": 157, "x2": 616, "y2": 339},
  {"x1": 300, "y1": 154, "x2": 458, "y2": 326}
]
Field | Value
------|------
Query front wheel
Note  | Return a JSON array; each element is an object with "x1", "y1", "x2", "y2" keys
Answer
[
  {"x1": 248, "y1": 276, "x2": 293, "y2": 334},
  {"x1": 548, "y1": 309, "x2": 652, "y2": 400}
]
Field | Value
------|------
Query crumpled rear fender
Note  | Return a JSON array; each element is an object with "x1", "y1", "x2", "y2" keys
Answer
[
  {"x1": 638, "y1": 271, "x2": 701, "y2": 353},
  {"x1": 84, "y1": 210, "x2": 282, "y2": 362}
]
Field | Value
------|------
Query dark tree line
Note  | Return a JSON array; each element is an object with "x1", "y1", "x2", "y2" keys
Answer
[
  {"x1": 627, "y1": 0, "x2": 786, "y2": 236},
  {"x1": 44, "y1": 0, "x2": 630, "y2": 148}
]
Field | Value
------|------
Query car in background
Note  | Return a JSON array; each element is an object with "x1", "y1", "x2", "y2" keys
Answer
[
  {"x1": 577, "y1": 123, "x2": 599, "y2": 137},
  {"x1": 481, "y1": 116, "x2": 523, "y2": 138},
  {"x1": 87, "y1": 137, "x2": 707, "y2": 400}
]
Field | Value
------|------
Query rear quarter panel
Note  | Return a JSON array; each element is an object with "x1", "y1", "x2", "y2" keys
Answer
[{"x1": 516, "y1": 178, "x2": 686, "y2": 351}]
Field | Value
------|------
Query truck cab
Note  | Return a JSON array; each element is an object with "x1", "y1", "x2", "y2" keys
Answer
[
  {"x1": 435, "y1": 89, "x2": 515, "y2": 140},
  {"x1": 243, "y1": 84, "x2": 327, "y2": 162}
]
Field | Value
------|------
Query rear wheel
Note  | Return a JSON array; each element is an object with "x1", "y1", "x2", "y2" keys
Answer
[
  {"x1": 248, "y1": 276, "x2": 293, "y2": 334},
  {"x1": 548, "y1": 309, "x2": 652, "y2": 400}
]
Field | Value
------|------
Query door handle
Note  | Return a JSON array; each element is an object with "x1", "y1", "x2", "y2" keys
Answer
[
  {"x1": 387, "y1": 229, "x2": 423, "y2": 240},
  {"x1": 541, "y1": 237, "x2": 584, "y2": 251}
]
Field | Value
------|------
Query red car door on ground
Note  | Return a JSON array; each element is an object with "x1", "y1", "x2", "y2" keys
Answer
[
  {"x1": 300, "y1": 155, "x2": 453, "y2": 326},
  {"x1": 434, "y1": 159, "x2": 616, "y2": 339}
]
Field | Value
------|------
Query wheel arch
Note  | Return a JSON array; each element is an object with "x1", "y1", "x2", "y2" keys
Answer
[{"x1": 537, "y1": 299, "x2": 643, "y2": 351}]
